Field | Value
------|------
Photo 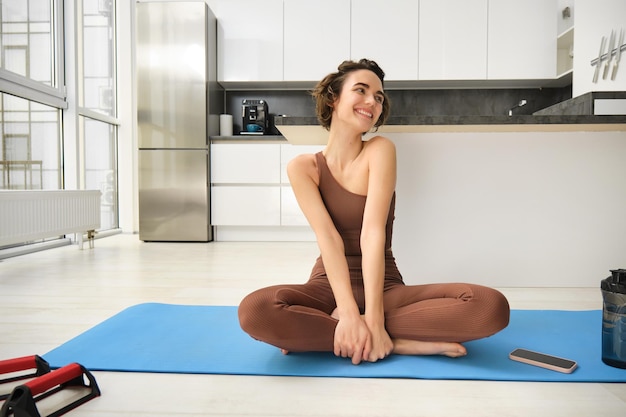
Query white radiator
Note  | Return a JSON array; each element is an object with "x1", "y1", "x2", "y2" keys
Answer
[{"x1": 0, "y1": 190, "x2": 101, "y2": 247}]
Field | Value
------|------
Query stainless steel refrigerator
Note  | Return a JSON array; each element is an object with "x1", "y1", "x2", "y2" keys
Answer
[{"x1": 137, "y1": 1, "x2": 222, "y2": 241}]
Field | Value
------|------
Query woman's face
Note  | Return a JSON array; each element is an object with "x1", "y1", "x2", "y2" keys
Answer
[{"x1": 332, "y1": 69, "x2": 385, "y2": 132}]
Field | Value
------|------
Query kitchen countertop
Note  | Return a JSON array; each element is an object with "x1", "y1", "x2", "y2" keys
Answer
[
  {"x1": 210, "y1": 135, "x2": 287, "y2": 143},
  {"x1": 534, "y1": 91, "x2": 626, "y2": 115},
  {"x1": 211, "y1": 111, "x2": 626, "y2": 145},
  {"x1": 274, "y1": 115, "x2": 626, "y2": 145}
]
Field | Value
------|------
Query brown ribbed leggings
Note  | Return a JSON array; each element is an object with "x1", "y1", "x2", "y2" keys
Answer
[{"x1": 238, "y1": 274, "x2": 510, "y2": 352}]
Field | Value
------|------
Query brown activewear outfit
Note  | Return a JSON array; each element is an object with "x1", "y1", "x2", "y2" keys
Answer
[{"x1": 238, "y1": 152, "x2": 510, "y2": 352}]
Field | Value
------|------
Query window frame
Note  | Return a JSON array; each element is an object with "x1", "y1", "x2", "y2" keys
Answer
[{"x1": 0, "y1": 0, "x2": 67, "y2": 109}]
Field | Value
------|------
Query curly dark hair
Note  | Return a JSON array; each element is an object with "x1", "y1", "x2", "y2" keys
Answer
[{"x1": 311, "y1": 59, "x2": 390, "y2": 132}]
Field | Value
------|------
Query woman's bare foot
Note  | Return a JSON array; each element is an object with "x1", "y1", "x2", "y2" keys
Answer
[{"x1": 392, "y1": 339, "x2": 467, "y2": 358}]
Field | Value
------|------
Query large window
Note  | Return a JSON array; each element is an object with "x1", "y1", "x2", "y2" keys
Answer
[
  {"x1": 82, "y1": 115, "x2": 118, "y2": 230},
  {"x1": 1, "y1": 0, "x2": 120, "y2": 243},
  {"x1": 0, "y1": 0, "x2": 63, "y2": 192},
  {"x1": 79, "y1": 0, "x2": 116, "y2": 117},
  {"x1": 0, "y1": 93, "x2": 61, "y2": 189},
  {"x1": 77, "y1": 0, "x2": 119, "y2": 231},
  {"x1": 0, "y1": 0, "x2": 57, "y2": 87}
]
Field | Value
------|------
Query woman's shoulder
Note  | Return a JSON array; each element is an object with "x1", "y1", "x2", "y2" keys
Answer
[
  {"x1": 364, "y1": 135, "x2": 394, "y2": 148},
  {"x1": 288, "y1": 152, "x2": 318, "y2": 170},
  {"x1": 363, "y1": 135, "x2": 396, "y2": 158},
  {"x1": 287, "y1": 152, "x2": 320, "y2": 184}
]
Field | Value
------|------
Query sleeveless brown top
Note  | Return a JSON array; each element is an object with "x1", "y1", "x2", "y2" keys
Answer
[{"x1": 309, "y1": 152, "x2": 402, "y2": 281}]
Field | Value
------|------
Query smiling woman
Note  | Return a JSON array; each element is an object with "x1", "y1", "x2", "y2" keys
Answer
[
  {"x1": 238, "y1": 58, "x2": 510, "y2": 365},
  {"x1": 311, "y1": 59, "x2": 391, "y2": 132}
]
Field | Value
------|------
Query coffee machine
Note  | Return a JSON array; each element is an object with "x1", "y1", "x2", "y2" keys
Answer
[{"x1": 241, "y1": 99, "x2": 268, "y2": 135}]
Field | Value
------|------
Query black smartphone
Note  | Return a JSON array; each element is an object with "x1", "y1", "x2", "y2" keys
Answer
[{"x1": 509, "y1": 348, "x2": 577, "y2": 373}]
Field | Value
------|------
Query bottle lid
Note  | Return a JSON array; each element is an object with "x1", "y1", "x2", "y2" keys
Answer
[
  {"x1": 601, "y1": 269, "x2": 626, "y2": 293},
  {"x1": 611, "y1": 269, "x2": 626, "y2": 283}
]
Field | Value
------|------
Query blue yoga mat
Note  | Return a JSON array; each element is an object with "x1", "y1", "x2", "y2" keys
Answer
[{"x1": 43, "y1": 303, "x2": 625, "y2": 382}]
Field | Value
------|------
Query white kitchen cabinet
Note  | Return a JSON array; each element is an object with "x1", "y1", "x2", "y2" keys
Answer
[
  {"x1": 210, "y1": 142, "x2": 281, "y2": 226},
  {"x1": 211, "y1": 186, "x2": 281, "y2": 226},
  {"x1": 351, "y1": 0, "x2": 419, "y2": 81},
  {"x1": 210, "y1": 142, "x2": 324, "y2": 228},
  {"x1": 216, "y1": 0, "x2": 283, "y2": 83},
  {"x1": 211, "y1": 142, "x2": 322, "y2": 227},
  {"x1": 279, "y1": 144, "x2": 324, "y2": 226},
  {"x1": 210, "y1": 143, "x2": 280, "y2": 184},
  {"x1": 487, "y1": 0, "x2": 557, "y2": 80},
  {"x1": 283, "y1": 0, "x2": 350, "y2": 81},
  {"x1": 418, "y1": 0, "x2": 488, "y2": 80}
]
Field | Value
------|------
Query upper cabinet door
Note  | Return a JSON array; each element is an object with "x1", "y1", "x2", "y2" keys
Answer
[
  {"x1": 217, "y1": 0, "x2": 283, "y2": 82},
  {"x1": 487, "y1": 0, "x2": 557, "y2": 80},
  {"x1": 283, "y1": 0, "x2": 351, "y2": 82},
  {"x1": 351, "y1": 0, "x2": 419, "y2": 81},
  {"x1": 418, "y1": 0, "x2": 488, "y2": 80}
]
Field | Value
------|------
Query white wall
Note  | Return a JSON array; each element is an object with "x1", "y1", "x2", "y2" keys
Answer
[
  {"x1": 389, "y1": 131, "x2": 626, "y2": 287},
  {"x1": 573, "y1": 0, "x2": 626, "y2": 97}
]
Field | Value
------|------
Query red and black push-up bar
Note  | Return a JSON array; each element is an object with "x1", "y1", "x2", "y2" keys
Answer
[
  {"x1": 0, "y1": 356, "x2": 50, "y2": 401},
  {"x1": 0, "y1": 361, "x2": 100, "y2": 417}
]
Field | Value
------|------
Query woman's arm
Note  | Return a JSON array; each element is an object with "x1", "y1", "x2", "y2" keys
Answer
[
  {"x1": 360, "y1": 137, "x2": 397, "y2": 361},
  {"x1": 287, "y1": 154, "x2": 371, "y2": 364}
]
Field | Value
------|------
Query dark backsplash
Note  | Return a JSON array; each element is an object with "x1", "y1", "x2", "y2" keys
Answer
[
  {"x1": 385, "y1": 87, "x2": 572, "y2": 117},
  {"x1": 224, "y1": 86, "x2": 572, "y2": 135}
]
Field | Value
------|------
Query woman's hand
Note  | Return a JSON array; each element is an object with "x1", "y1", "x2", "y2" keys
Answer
[
  {"x1": 333, "y1": 312, "x2": 372, "y2": 365},
  {"x1": 364, "y1": 320, "x2": 393, "y2": 362},
  {"x1": 332, "y1": 309, "x2": 394, "y2": 364}
]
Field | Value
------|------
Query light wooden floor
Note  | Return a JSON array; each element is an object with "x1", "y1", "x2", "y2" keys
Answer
[{"x1": 1, "y1": 234, "x2": 625, "y2": 416}]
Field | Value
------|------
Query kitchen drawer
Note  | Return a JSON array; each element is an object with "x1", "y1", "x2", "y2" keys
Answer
[
  {"x1": 211, "y1": 143, "x2": 280, "y2": 184},
  {"x1": 211, "y1": 185, "x2": 280, "y2": 226}
]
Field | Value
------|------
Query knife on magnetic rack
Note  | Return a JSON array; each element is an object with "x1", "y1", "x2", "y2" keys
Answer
[
  {"x1": 611, "y1": 29, "x2": 623, "y2": 80},
  {"x1": 593, "y1": 36, "x2": 606, "y2": 83},
  {"x1": 603, "y1": 30, "x2": 615, "y2": 80}
]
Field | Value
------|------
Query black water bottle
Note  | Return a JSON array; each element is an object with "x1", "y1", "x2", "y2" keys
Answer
[{"x1": 601, "y1": 269, "x2": 626, "y2": 369}]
